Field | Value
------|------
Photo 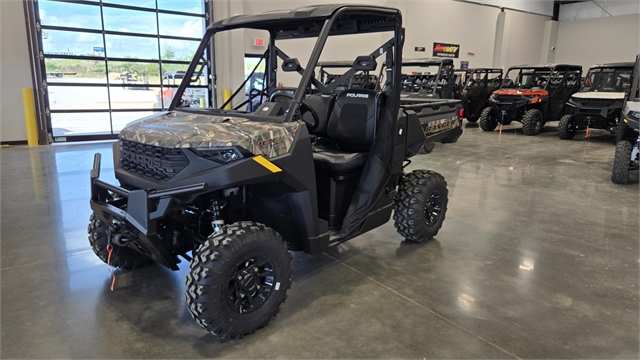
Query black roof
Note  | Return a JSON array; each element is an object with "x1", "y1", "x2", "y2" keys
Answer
[
  {"x1": 590, "y1": 62, "x2": 635, "y2": 69},
  {"x1": 317, "y1": 60, "x2": 353, "y2": 68},
  {"x1": 207, "y1": 4, "x2": 401, "y2": 38},
  {"x1": 508, "y1": 63, "x2": 582, "y2": 71},
  {"x1": 401, "y1": 58, "x2": 454, "y2": 67},
  {"x1": 455, "y1": 68, "x2": 502, "y2": 73}
]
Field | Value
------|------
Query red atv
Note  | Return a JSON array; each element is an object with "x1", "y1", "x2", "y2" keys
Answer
[{"x1": 479, "y1": 64, "x2": 582, "y2": 135}]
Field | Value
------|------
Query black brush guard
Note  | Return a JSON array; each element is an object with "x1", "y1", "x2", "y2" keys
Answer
[{"x1": 89, "y1": 153, "x2": 206, "y2": 269}]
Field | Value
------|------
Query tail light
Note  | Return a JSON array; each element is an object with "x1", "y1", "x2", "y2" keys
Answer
[{"x1": 458, "y1": 108, "x2": 464, "y2": 118}]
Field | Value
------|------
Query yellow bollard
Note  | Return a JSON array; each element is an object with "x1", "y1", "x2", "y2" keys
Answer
[
  {"x1": 22, "y1": 88, "x2": 38, "y2": 146},
  {"x1": 223, "y1": 88, "x2": 232, "y2": 110}
]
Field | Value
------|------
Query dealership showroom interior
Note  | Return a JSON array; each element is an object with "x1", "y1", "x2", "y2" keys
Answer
[{"x1": 1, "y1": 0, "x2": 640, "y2": 358}]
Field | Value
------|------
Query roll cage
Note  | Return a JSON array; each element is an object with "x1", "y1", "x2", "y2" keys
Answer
[
  {"x1": 398, "y1": 58, "x2": 455, "y2": 98},
  {"x1": 169, "y1": 5, "x2": 403, "y2": 122},
  {"x1": 502, "y1": 64, "x2": 582, "y2": 92},
  {"x1": 461, "y1": 68, "x2": 503, "y2": 92}
]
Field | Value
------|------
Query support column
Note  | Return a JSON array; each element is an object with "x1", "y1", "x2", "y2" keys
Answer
[
  {"x1": 540, "y1": 20, "x2": 559, "y2": 63},
  {"x1": 212, "y1": 0, "x2": 245, "y2": 108},
  {"x1": 492, "y1": 10, "x2": 511, "y2": 69}
]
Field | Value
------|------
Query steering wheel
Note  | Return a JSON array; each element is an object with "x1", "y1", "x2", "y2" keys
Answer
[{"x1": 270, "y1": 92, "x2": 320, "y2": 131}]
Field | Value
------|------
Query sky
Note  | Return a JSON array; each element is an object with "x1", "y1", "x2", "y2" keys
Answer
[{"x1": 39, "y1": 0, "x2": 205, "y2": 59}]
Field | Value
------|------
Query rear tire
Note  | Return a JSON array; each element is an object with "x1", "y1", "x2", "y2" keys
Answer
[
  {"x1": 612, "y1": 141, "x2": 633, "y2": 184},
  {"x1": 558, "y1": 114, "x2": 577, "y2": 140},
  {"x1": 394, "y1": 170, "x2": 448, "y2": 243},
  {"x1": 522, "y1": 109, "x2": 544, "y2": 136},
  {"x1": 185, "y1": 221, "x2": 292, "y2": 339},
  {"x1": 479, "y1": 107, "x2": 498, "y2": 132},
  {"x1": 87, "y1": 213, "x2": 154, "y2": 270},
  {"x1": 419, "y1": 141, "x2": 435, "y2": 154}
]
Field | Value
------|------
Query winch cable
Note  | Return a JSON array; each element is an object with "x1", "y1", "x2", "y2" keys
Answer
[{"x1": 106, "y1": 244, "x2": 116, "y2": 291}]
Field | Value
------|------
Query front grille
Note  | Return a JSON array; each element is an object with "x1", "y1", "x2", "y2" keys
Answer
[
  {"x1": 574, "y1": 98, "x2": 616, "y2": 108},
  {"x1": 119, "y1": 140, "x2": 189, "y2": 181}
]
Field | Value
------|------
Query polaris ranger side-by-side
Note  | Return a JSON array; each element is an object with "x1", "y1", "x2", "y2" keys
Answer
[
  {"x1": 458, "y1": 68, "x2": 503, "y2": 122},
  {"x1": 612, "y1": 54, "x2": 640, "y2": 184},
  {"x1": 89, "y1": 5, "x2": 450, "y2": 339},
  {"x1": 479, "y1": 64, "x2": 582, "y2": 135},
  {"x1": 558, "y1": 62, "x2": 635, "y2": 139}
]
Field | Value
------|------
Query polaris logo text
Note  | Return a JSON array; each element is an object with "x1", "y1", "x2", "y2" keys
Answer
[
  {"x1": 346, "y1": 93, "x2": 369, "y2": 99},
  {"x1": 121, "y1": 151, "x2": 162, "y2": 168}
]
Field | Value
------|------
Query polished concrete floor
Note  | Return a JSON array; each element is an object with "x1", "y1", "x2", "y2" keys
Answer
[{"x1": 1, "y1": 122, "x2": 638, "y2": 358}]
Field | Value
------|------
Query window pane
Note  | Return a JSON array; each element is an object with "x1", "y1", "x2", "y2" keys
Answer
[
  {"x1": 110, "y1": 85, "x2": 157, "y2": 110},
  {"x1": 157, "y1": 0, "x2": 204, "y2": 14},
  {"x1": 48, "y1": 86, "x2": 109, "y2": 111},
  {"x1": 108, "y1": 61, "x2": 161, "y2": 85},
  {"x1": 103, "y1": 7, "x2": 157, "y2": 35},
  {"x1": 42, "y1": 30, "x2": 104, "y2": 57},
  {"x1": 105, "y1": 34, "x2": 159, "y2": 59},
  {"x1": 39, "y1": 0, "x2": 102, "y2": 30},
  {"x1": 158, "y1": 13, "x2": 204, "y2": 38},
  {"x1": 112, "y1": 112, "x2": 155, "y2": 134},
  {"x1": 160, "y1": 38, "x2": 199, "y2": 61},
  {"x1": 51, "y1": 112, "x2": 112, "y2": 137},
  {"x1": 103, "y1": 0, "x2": 155, "y2": 9},
  {"x1": 45, "y1": 58, "x2": 107, "y2": 81}
]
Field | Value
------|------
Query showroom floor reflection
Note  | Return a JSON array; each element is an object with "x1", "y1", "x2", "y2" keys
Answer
[{"x1": 1, "y1": 123, "x2": 638, "y2": 359}]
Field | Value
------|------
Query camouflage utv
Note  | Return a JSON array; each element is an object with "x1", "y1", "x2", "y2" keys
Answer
[{"x1": 89, "y1": 5, "x2": 450, "y2": 340}]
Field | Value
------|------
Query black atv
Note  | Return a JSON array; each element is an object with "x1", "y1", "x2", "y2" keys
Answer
[
  {"x1": 559, "y1": 62, "x2": 635, "y2": 140},
  {"x1": 479, "y1": 64, "x2": 582, "y2": 135},
  {"x1": 458, "y1": 68, "x2": 503, "y2": 122},
  {"x1": 89, "y1": 5, "x2": 449, "y2": 339},
  {"x1": 399, "y1": 58, "x2": 456, "y2": 99},
  {"x1": 612, "y1": 55, "x2": 640, "y2": 184}
]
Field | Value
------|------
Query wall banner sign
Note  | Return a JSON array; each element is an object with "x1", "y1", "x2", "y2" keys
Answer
[{"x1": 433, "y1": 42, "x2": 460, "y2": 58}]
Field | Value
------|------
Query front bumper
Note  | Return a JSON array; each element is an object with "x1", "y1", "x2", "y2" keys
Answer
[{"x1": 90, "y1": 153, "x2": 207, "y2": 269}]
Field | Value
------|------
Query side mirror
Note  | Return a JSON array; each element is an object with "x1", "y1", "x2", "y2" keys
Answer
[
  {"x1": 353, "y1": 55, "x2": 377, "y2": 72},
  {"x1": 282, "y1": 58, "x2": 301, "y2": 72}
]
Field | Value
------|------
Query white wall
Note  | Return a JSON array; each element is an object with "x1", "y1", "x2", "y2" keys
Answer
[
  {"x1": 559, "y1": 0, "x2": 640, "y2": 21},
  {"x1": 555, "y1": 14, "x2": 640, "y2": 70},
  {"x1": 0, "y1": 0, "x2": 33, "y2": 142},
  {"x1": 404, "y1": 0, "x2": 500, "y2": 68},
  {"x1": 503, "y1": 10, "x2": 549, "y2": 68},
  {"x1": 459, "y1": 0, "x2": 554, "y2": 16}
]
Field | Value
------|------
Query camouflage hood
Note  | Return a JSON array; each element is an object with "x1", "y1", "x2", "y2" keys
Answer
[{"x1": 119, "y1": 111, "x2": 300, "y2": 159}]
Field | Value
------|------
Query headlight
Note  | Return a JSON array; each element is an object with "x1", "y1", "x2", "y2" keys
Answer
[{"x1": 192, "y1": 147, "x2": 245, "y2": 164}]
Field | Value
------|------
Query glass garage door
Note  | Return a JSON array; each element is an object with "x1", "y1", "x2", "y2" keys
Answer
[{"x1": 33, "y1": 0, "x2": 212, "y2": 142}]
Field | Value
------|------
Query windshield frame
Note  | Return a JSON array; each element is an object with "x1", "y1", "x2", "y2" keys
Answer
[
  {"x1": 168, "y1": 6, "x2": 403, "y2": 122},
  {"x1": 581, "y1": 66, "x2": 634, "y2": 93}
]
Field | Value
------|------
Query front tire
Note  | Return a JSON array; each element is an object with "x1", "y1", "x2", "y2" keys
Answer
[
  {"x1": 394, "y1": 170, "x2": 448, "y2": 243},
  {"x1": 558, "y1": 114, "x2": 577, "y2": 139},
  {"x1": 479, "y1": 107, "x2": 498, "y2": 132},
  {"x1": 612, "y1": 141, "x2": 633, "y2": 184},
  {"x1": 185, "y1": 221, "x2": 293, "y2": 339},
  {"x1": 87, "y1": 213, "x2": 154, "y2": 270},
  {"x1": 522, "y1": 109, "x2": 544, "y2": 136}
]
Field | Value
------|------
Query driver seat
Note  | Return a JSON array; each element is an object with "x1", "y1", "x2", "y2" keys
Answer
[{"x1": 312, "y1": 89, "x2": 383, "y2": 175}]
